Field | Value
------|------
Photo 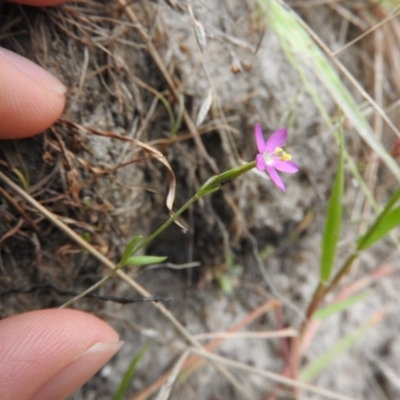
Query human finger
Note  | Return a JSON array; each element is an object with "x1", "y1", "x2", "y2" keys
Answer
[
  {"x1": 0, "y1": 308, "x2": 123, "y2": 400},
  {"x1": 0, "y1": 47, "x2": 66, "y2": 139}
]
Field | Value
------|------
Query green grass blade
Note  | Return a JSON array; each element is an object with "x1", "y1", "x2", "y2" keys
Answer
[
  {"x1": 380, "y1": 1, "x2": 400, "y2": 10},
  {"x1": 320, "y1": 131, "x2": 344, "y2": 282},
  {"x1": 257, "y1": 0, "x2": 400, "y2": 181},
  {"x1": 12, "y1": 168, "x2": 30, "y2": 189},
  {"x1": 357, "y1": 186, "x2": 400, "y2": 251},
  {"x1": 357, "y1": 202, "x2": 400, "y2": 251},
  {"x1": 123, "y1": 255, "x2": 167, "y2": 266},
  {"x1": 119, "y1": 235, "x2": 143, "y2": 266},
  {"x1": 313, "y1": 291, "x2": 372, "y2": 320},
  {"x1": 113, "y1": 343, "x2": 151, "y2": 400},
  {"x1": 300, "y1": 315, "x2": 380, "y2": 382}
]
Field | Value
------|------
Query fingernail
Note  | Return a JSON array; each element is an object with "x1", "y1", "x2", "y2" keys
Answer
[
  {"x1": 81, "y1": 340, "x2": 124, "y2": 357},
  {"x1": 0, "y1": 47, "x2": 67, "y2": 95},
  {"x1": 31, "y1": 341, "x2": 124, "y2": 400}
]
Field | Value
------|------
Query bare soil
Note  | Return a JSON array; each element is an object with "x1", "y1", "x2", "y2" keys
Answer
[{"x1": 1, "y1": 1, "x2": 400, "y2": 399}]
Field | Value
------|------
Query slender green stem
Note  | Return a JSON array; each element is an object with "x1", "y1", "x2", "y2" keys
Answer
[
  {"x1": 134, "y1": 195, "x2": 199, "y2": 254},
  {"x1": 60, "y1": 274, "x2": 111, "y2": 308},
  {"x1": 60, "y1": 195, "x2": 203, "y2": 308},
  {"x1": 133, "y1": 161, "x2": 256, "y2": 255},
  {"x1": 61, "y1": 162, "x2": 257, "y2": 307}
]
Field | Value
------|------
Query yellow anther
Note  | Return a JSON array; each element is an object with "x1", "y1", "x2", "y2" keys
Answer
[
  {"x1": 281, "y1": 153, "x2": 292, "y2": 161},
  {"x1": 274, "y1": 147, "x2": 292, "y2": 161}
]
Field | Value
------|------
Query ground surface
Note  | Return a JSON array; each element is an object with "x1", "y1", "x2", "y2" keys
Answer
[{"x1": 1, "y1": 1, "x2": 400, "y2": 399}]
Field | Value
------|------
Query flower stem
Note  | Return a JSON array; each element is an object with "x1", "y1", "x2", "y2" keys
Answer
[
  {"x1": 134, "y1": 195, "x2": 199, "y2": 254},
  {"x1": 61, "y1": 162, "x2": 257, "y2": 308},
  {"x1": 134, "y1": 161, "x2": 256, "y2": 255}
]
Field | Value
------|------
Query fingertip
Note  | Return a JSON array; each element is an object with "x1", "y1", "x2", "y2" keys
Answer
[
  {"x1": 0, "y1": 309, "x2": 120, "y2": 399},
  {"x1": 31, "y1": 340, "x2": 124, "y2": 400},
  {"x1": 1, "y1": 308, "x2": 119, "y2": 341},
  {"x1": 0, "y1": 48, "x2": 66, "y2": 139}
]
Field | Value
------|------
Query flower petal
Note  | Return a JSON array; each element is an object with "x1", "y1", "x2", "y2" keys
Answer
[
  {"x1": 254, "y1": 123, "x2": 266, "y2": 153},
  {"x1": 273, "y1": 160, "x2": 299, "y2": 174},
  {"x1": 256, "y1": 154, "x2": 266, "y2": 171},
  {"x1": 266, "y1": 165, "x2": 285, "y2": 192},
  {"x1": 265, "y1": 128, "x2": 287, "y2": 152}
]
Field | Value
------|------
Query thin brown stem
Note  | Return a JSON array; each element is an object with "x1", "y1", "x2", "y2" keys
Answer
[{"x1": 299, "y1": 252, "x2": 359, "y2": 344}]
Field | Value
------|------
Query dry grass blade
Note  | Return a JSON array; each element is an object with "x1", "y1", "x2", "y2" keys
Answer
[
  {"x1": 262, "y1": 0, "x2": 400, "y2": 181},
  {"x1": 190, "y1": 348, "x2": 360, "y2": 400},
  {"x1": 132, "y1": 300, "x2": 278, "y2": 400},
  {"x1": 194, "y1": 327, "x2": 297, "y2": 340},
  {"x1": 154, "y1": 349, "x2": 192, "y2": 400},
  {"x1": 187, "y1": 3, "x2": 208, "y2": 52},
  {"x1": 358, "y1": 26, "x2": 385, "y2": 234},
  {"x1": 297, "y1": 7, "x2": 400, "y2": 142},
  {"x1": 332, "y1": 3, "x2": 400, "y2": 56},
  {"x1": 3, "y1": 1, "x2": 396, "y2": 398},
  {"x1": 66, "y1": 120, "x2": 188, "y2": 232},
  {"x1": 371, "y1": 4, "x2": 400, "y2": 96},
  {"x1": 119, "y1": 0, "x2": 218, "y2": 173},
  {"x1": 196, "y1": 88, "x2": 213, "y2": 127},
  {"x1": 0, "y1": 171, "x2": 252, "y2": 400},
  {"x1": 0, "y1": 218, "x2": 24, "y2": 246},
  {"x1": 0, "y1": 186, "x2": 40, "y2": 233}
]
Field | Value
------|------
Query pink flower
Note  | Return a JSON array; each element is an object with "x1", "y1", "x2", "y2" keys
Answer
[{"x1": 254, "y1": 123, "x2": 299, "y2": 192}]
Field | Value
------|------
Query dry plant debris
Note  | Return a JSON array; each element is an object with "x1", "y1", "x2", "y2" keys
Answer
[{"x1": 1, "y1": 0, "x2": 400, "y2": 399}]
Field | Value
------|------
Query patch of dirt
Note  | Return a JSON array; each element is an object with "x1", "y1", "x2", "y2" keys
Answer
[{"x1": 1, "y1": 1, "x2": 400, "y2": 399}]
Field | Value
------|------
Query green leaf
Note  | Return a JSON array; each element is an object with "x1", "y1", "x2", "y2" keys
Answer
[
  {"x1": 320, "y1": 131, "x2": 344, "y2": 282},
  {"x1": 81, "y1": 232, "x2": 92, "y2": 242},
  {"x1": 12, "y1": 168, "x2": 30, "y2": 189},
  {"x1": 357, "y1": 187, "x2": 400, "y2": 251},
  {"x1": 259, "y1": 245, "x2": 275, "y2": 261},
  {"x1": 196, "y1": 182, "x2": 221, "y2": 198},
  {"x1": 122, "y1": 255, "x2": 167, "y2": 267},
  {"x1": 196, "y1": 161, "x2": 256, "y2": 197},
  {"x1": 218, "y1": 274, "x2": 233, "y2": 293},
  {"x1": 113, "y1": 343, "x2": 151, "y2": 400},
  {"x1": 212, "y1": 161, "x2": 256, "y2": 185},
  {"x1": 313, "y1": 291, "x2": 372, "y2": 320},
  {"x1": 119, "y1": 235, "x2": 143, "y2": 266},
  {"x1": 300, "y1": 317, "x2": 378, "y2": 382}
]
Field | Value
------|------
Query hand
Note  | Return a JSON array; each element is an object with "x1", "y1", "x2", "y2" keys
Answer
[
  {"x1": 0, "y1": 0, "x2": 66, "y2": 139},
  {"x1": 0, "y1": 309, "x2": 122, "y2": 400},
  {"x1": 0, "y1": 2, "x2": 123, "y2": 399}
]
